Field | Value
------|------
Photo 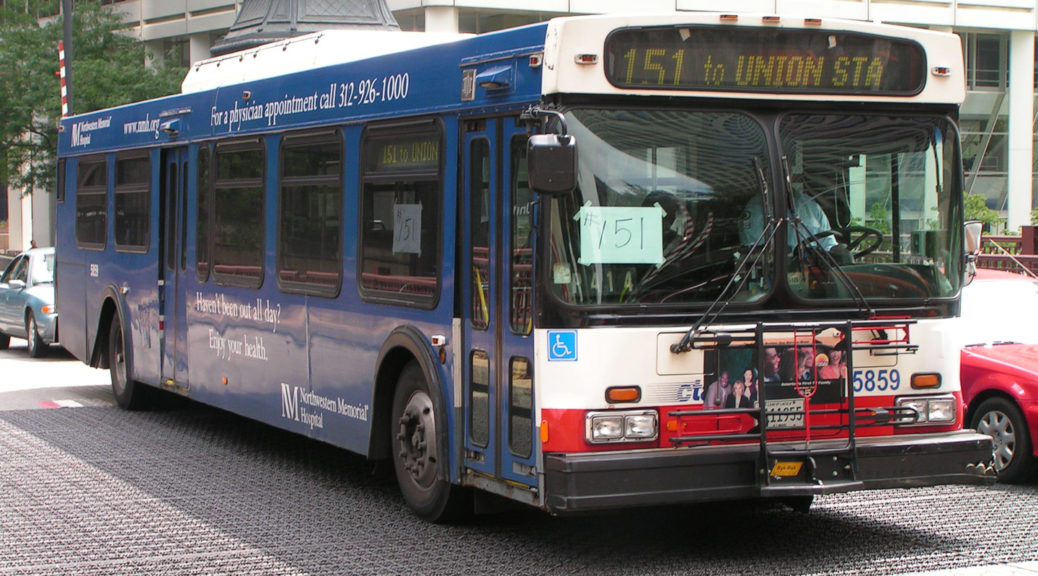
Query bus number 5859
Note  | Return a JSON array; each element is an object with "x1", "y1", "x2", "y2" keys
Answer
[{"x1": 852, "y1": 369, "x2": 901, "y2": 392}]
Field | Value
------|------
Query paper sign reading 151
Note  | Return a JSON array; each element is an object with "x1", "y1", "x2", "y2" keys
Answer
[
  {"x1": 393, "y1": 204, "x2": 422, "y2": 255},
  {"x1": 574, "y1": 202, "x2": 666, "y2": 265}
]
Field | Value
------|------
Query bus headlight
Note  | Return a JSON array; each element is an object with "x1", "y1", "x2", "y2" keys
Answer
[
  {"x1": 896, "y1": 395, "x2": 957, "y2": 425},
  {"x1": 587, "y1": 410, "x2": 658, "y2": 443}
]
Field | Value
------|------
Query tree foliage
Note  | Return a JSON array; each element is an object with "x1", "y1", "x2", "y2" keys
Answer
[
  {"x1": 0, "y1": 0, "x2": 185, "y2": 194},
  {"x1": 963, "y1": 192, "x2": 1003, "y2": 232}
]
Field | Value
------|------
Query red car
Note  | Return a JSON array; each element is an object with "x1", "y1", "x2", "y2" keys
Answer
[{"x1": 960, "y1": 269, "x2": 1038, "y2": 482}]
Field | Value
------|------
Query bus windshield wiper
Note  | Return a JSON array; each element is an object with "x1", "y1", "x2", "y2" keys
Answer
[{"x1": 671, "y1": 158, "x2": 776, "y2": 354}]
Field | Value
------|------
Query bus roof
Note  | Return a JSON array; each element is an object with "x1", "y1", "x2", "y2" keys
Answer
[
  {"x1": 181, "y1": 29, "x2": 472, "y2": 93},
  {"x1": 58, "y1": 13, "x2": 964, "y2": 157}
]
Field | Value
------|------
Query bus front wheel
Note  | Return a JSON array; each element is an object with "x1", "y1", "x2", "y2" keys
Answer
[{"x1": 391, "y1": 361, "x2": 469, "y2": 522}]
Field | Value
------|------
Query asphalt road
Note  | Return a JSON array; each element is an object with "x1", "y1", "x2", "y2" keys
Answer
[{"x1": 1, "y1": 341, "x2": 1037, "y2": 576}]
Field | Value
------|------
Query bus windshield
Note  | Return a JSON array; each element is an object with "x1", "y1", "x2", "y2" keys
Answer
[
  {"x1": 546, "y1": 108, "x2": 773, "y2": 306},
  {"x1": 776, "y1": 113, "x2": 961, "y2": 301},
  {"x1": 546, "y1": 109, "x2": 962, "y2": 307}
]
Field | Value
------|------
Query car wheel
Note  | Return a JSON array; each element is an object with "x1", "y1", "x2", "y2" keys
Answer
[
  {"x1": 0, "y1": 332, "x2": 9, "y2": 350},
  {"x1": 108, "y1": 314, "x2": 151, "y2": 410},
  {"x1": 971, "y1": 397, "x2": 1037, "y2": 483},
  {"x1": 391, "y1": 360, "x2": 470, "y2": 523},
  {"x1": 25, "y1": 311, "x2": 47, "y2": 358}
]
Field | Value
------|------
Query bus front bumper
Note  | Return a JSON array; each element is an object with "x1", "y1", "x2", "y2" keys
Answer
[{"x1": 542, "y1": 430, "x2": 995, "y2": 514}]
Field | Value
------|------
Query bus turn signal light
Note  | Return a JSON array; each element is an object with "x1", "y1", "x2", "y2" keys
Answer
[
  {"x1": 911, "y1": 373, "x2": 941, "y2": 389},
  {"x1": 605, "y1": 386, "x2": 641, "y2": 404}
]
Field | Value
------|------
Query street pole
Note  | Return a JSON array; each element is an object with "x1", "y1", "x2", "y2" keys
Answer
[{"x1": 61, "y1": 0, "x2": 73, "y2": 116}]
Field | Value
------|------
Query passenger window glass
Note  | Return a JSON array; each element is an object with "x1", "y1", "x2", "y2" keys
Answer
[
  {"x1": 213, "y1": 142, "x2": 265, "y2": 288},
  {"x1": 470, "y1": 350, "x2": 490, "y2": 447},
  {"x1": 469, "y1": 138, "x2": 490, "y2": 329},
  {"x1": 76, "y1": 158, "x2": 108, "y2": 249},
  {"x1": 114, "y1": 153, "x2": 150, "y2": 251},
  {"x1": 509, "y1": 357, "x2": 533, "y2": 458},
  {"x1": 510, "y1": 136, "x2": 532, "y2": 335},
  {"x1": 359, "y1": 123, "x2": 442, "y2": 307},
  {"x1": 196, "y1": 145, "x2": 211, "y2": 281},
  {"x1": 277, "y1": 131, "x2": 343, "y2": 296}
]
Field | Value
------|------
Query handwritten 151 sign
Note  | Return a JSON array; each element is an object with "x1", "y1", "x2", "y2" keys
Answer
[
  {"x1": 393, "y1": 204, "x2": 422, "y2": 255},
  {"x1": 574, "y1": 202, "x2": 666, "y2": 265}
]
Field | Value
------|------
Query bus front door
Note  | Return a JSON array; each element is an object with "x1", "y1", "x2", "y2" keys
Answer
[
  {"x1": 159, "y1": 147, "x2": 189, "y2": 391},
  {"x1": 461, "y1": 117, "x2": 537, "y2": 489}
]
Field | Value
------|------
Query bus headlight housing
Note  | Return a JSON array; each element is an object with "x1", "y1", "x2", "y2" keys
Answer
[
  {"x1": 586, "y1": 410, "x2": 658, "y2": 444},
  {"x1": 896, "y1": 395, "x2": 957, "y2": 426}
]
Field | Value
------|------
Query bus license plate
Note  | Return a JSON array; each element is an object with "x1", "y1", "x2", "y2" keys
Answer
[{"x1": 765, "y1": 398, "x2": 804, "y2": 429}]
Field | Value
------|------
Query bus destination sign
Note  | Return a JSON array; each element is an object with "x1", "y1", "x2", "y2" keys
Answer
[
  {"x1": 604, "y1": 26, "x2": 927, "y2": 95},
  {"x1": 371, "y1": 135, "x2": 440, "y2": 173}
]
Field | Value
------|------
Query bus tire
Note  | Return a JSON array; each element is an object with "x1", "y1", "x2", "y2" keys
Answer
[
  {"x1": 108, "y1": 314, "x2": 150, "y2": 411},
  {"x1": 391, "y1": 360, "x2": 470, "y2": 522},
  {"x1": 971, "y1": 397, "x2": 1036, "y2": 483},
  {"x1": 26, "y1": 311, "x2": 47, "y2": 358},
  {"x1": 784, "y1": 495, "x2": 814, "y2": 513}
]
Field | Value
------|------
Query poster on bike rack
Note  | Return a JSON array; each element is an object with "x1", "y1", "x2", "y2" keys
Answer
[{"x1": 701, "y1": 344, "x2": 847, "y2": 427}]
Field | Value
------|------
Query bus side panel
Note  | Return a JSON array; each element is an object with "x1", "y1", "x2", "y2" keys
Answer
[
  {"x1": 54, "y1": 160, "x2": 87, "y2": 362},
  {"x1": 181, "y1": 138, "x2": 309, "y2": 435}
]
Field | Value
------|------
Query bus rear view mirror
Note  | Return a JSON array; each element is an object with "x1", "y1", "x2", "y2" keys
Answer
[
  {"x1": 528, "y1": 134, "x2": 576, "y2": 195},
  {"x1": 963, "y1": 220, "x2": 983, "y2": 286},
  {"x1": 964, "y1": 220, "x2": 983, "y2": 256}
]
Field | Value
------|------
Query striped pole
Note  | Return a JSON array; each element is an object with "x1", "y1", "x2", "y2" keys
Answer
[{"x1": 59, "y1": 41, "x2": 69, "y2": 117}]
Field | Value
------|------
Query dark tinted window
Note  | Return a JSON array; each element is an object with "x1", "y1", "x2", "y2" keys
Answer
[
  {"x1": 76, "y1": 158, "x2": 108, "y2": 249},
  {"x1": 196, "y1": 145, "x2": 211, "y2": 281},
  {"x1": 213, "y1": 141, "x2": 264, "y2": 288},
  {"x1": 359, "y1": 122, "x2": 443, "y2": 307},
  {"x1": 277, "y1": 130, "x2": 343, "y2": 295},
  {"x1": 114, "y1": 153, "x2": 150, "y2": 251}
]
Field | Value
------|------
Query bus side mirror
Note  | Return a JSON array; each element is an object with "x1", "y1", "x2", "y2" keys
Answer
[
  {"x1": 964, "y1": 220, "x2": 983, "y2": 285},
  {"x1": 964, "y1": 220, "x2": 983, "y2": 256},
  {"x1": 527, "y1": 134, "x2": 576, "y2": 196}
]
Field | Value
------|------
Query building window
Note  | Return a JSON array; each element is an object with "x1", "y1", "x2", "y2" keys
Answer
[
  {"x1": 964, "y1": 33, "x2": 1007, "y2": 90},
  {"x1": 75, "y1": 157, "x2": 108, "y2": 250},
  {"x1": 277, "y1": 130, "x2": 343, "y2": 296},
  {"x1": 358, "y1": 120, "x2": 443, "y2": 308},
  {"x1": 212, "y1": 140, "x2": 265, "y2": 288},
  {"x1": 114, "y1": 152, "x2": 150, "y2": 252}
]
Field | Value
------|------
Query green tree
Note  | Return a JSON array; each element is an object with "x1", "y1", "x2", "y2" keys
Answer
[
  {"x1": 0, "y1": 0, "x2": 184, "y2": 194},
  {"x1": 964, "y1": 192, "x2": 1002, "y2": 231}
]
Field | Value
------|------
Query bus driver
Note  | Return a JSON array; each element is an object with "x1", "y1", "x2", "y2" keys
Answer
[{"x1": 738, "y1": 188, "x2": 853, "y2": 265}]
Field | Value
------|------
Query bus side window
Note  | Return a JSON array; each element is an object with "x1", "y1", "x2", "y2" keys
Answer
[
  {"x1": 114, "y1": 152, "x2": 150, "y2": 252},
  {"x1": 510, "y1": 135, "x2": 532, "y2": 335},
  {"x1": 212, "y1": 140, "x2": 265, "y2": 288},
  {"x1": 75, "y1": 157, "x2": 108, "y2": 250},
  {"x1": 196, "y1": 145, "x2": 211, "y2": 282},
  {"x1": 276, "y1": 129, "x2": 344, "y2": 296},
  {"x1": 358, "y1": 121, "x2": 443, "y2": 308}
]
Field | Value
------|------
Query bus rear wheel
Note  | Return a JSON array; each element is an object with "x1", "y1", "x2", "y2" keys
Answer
[
  {"x1": 108, "y1": 315, "x2": 150, "y2": 411},
  {"x1": 391, "y1": 361, "x2": 470, "y2": 522}
]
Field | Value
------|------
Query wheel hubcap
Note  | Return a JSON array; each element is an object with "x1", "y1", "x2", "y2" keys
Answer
[
  {"x1": 977, "y1": 410, "x2": 1016, "y2": 472},
  {"x1": 27, "y1": 318, "x2": 36, "y2": 352},
  {"x1": 396, "y1": 391, "x2": 437, "y2": 488}
]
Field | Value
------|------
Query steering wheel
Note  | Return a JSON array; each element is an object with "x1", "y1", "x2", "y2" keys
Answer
[
  {"x1": 840, "y1": 225, "x2": 884, "y2": 257},
  {"x1": 793, "y1": 226, "x2": 884, "y2": 259}
]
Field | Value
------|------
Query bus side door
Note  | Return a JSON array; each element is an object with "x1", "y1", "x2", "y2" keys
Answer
[
  {"x1": 461, "y1": 117, "x2": 537, "y2": 488},
  {"x1": 159, "y1": 147, "x2": 190, "y2": 390}
]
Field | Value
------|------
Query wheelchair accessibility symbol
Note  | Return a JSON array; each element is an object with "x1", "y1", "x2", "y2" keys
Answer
[{"x1": 548, "y1": 330, "x2": 577, "y2": 362}]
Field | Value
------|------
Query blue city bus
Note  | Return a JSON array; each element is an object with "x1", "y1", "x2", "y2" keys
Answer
[{"x1": 56, "y1": 13, "x2": 993, "y2": 521}]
